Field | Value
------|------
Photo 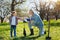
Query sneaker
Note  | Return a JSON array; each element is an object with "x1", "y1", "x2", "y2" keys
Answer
[
  {"x1": 44, "y1": 31, "x2": 46, "y2": 34},
  {"x1": 29, "y1": 29, "x2": 34, "y2": 36}
]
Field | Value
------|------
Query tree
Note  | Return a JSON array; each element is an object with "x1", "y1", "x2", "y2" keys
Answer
[
  {"x1": 11, "y1": 0, "x2": 25, "y2": 11},
  {"x1": 54, "y1": 1, "x2": 60, "y2": 20},
  {"x1": 0, "y1": 0, "x2": 26, "y2": 23},
  {"x1": 0, "y1": 0, "x2": 11, "y2": 23},
  {"x1": 32, "y1": 0, "x2": 56, "y2": 21}
]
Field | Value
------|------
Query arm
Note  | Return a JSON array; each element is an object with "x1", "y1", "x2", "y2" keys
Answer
[{"x1": 17, "y1": 17, "x2": 24, "y2": 21}]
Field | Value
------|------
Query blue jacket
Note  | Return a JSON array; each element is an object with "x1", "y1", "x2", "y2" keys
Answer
[{"x1": 30, "y1": 13, "x2": 44, "y2": 26}]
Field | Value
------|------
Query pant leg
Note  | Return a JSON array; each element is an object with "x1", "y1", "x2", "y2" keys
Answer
[
  {"x1": 28, "y1": 22, "x2": 35, "y2": 35},
  {"x1": 39, "y1": 26, "x2": 44, "y2": 35},
  {"x1": 28, "y1": 21, "x2": 36, "y2": 29},
  {"x1": 36, "y1": 20, "x2": 44, "y2": 35},
  {"x1": 28, "y1": 22, "x2": 32, "y2": 29},
  {"x1": 10, "y1": 25, "x2": 13, "y2": 37},
  {"x1": 13, "y1": 25, "x2": 16, "y2": 37}
]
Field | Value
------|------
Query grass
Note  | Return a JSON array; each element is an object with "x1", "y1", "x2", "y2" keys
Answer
[{"x1": 0, "y1": 19, "x2": 60, "y2": 40}]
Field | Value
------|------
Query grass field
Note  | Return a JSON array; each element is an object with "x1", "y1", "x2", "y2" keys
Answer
[{"x1": 0, "y1": 19, "x2": 60, "y2": 40}]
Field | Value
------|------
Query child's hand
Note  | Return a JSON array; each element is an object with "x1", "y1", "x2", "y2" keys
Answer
[{"x1": 17, "y1": 17, "x2": 24, "y2": 21}]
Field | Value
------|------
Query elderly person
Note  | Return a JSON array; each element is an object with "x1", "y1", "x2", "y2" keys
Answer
[{"x1": 25, "y1": 10, "x2": 46, "y2": 36}]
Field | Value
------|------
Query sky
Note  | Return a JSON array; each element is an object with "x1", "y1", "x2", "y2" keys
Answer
[
  {"x1": 22, "y1": 0, "x2": 57, "y2": 10},
  {"x1": 0, "y1": 0, "x2": 58, "y2": 17},
  {"x1": 25, "y1": 0, "x2": 40, "y2": 9},
  {"x1": 15, "y1": 0, "x2": 56, "y2": 14},
  {"x1": 0, "y1": 0, "x2": 57, "y2": 12}
]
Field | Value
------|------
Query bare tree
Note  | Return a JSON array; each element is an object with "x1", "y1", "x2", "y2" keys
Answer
[
  {"x1": 54, "y1": 1, "x2": 60, "y2": 20},
  {"x1": 11, "y1": 0, "x2": 25, "y2": 11},
  {"x1": 0, "y1": 0, "x2": 26, "y2": 23},
  {"x1": 0, "y1": 0, "x2": 11, "y2": 23}
]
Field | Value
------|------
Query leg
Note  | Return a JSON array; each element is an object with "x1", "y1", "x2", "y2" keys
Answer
[
  {"x1": 28, "y1": 21, "x2": 32, "y2": 29},
  {"x1": 28, "y1": 22, "x2": 34, "y2": 35},
  {"x1": 13, "y1": 25, "x2": 16, "y2": 37},
  {"x1": 38, "y1": 23, "x2": 46, "y2": 36},
  {"x1": 38, "y1": 26, "x2": 44, "y2": 36},
  {"x1": 10, "y1": 25, "x2": 13, "y2": 37}
]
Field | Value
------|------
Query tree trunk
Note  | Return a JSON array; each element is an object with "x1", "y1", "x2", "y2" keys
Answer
[
  {"x1": 11, "y1": 0, "x2": 15, "y2": 11},
  {"x1": 11, "y1": 4, "x2": 15, "y2": 11},
  {"x1": 55, "y1": 14, "x2": 58, "y2": 20},
  {"x1": 40, "y1": 13, "x2": 44, "y2": 20},
  {"x1": 1, "y1": 17, "x2": 4, "y2": 23},
  {"x1": 39, "y1": 11, "x2": 45, "y2": 20},
  {"x1": 55, "y1": 11, "x2": 58, "y2": 20},
  {"x1": 47, "y1": 14, "x2": 49, "y2": 21}
]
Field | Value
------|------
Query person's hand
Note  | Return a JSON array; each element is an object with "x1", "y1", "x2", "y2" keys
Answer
[{"x1": 23, "y1": 19, "x2": 27, "y2": 23}]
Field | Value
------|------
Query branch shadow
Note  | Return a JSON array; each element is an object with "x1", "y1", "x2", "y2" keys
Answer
[
  {"x1": 0, "y1": 36, "x2": 4, "y2": 40},
  {"x1": 44, "y1": 22, "x2": 60, "y2": 27},
  {"x1": 0, "y1": 23, "x2": 9, "y2": 26},
  {"x1": 50, "y1": 22, "x2": 60, "y2": 26},
  {"x1": 13, "y1": 36, "x2": 40, "y2": 40},
  {"x1": 0, "y1": 28, "x2": 10, "y2": 32}
]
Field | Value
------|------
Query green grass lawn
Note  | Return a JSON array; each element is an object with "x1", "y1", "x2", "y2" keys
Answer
[{"x1": 0, "y1": 19, "x2": 60, "y2": 40}]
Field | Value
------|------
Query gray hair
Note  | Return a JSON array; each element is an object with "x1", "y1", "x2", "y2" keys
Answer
[{"x1": 29, "y1": 9, "x2": 34, "y2": 14}]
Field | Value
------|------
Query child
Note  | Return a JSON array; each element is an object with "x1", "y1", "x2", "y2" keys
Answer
[{"x1": 9, "y1": 11, "x2": 18, "y2": 37}]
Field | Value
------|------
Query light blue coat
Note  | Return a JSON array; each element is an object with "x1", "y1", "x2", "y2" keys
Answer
[
  {"x1": 30, "y1": 13, "x2": 44, "y2": 27},
  {"x1": 28, "y1": 13, "x2": 44, "y2": 35}
]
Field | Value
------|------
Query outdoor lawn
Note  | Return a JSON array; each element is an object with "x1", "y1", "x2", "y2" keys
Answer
[{"x1": 0, "y1": 19, "x2": 60, "y2": 40}]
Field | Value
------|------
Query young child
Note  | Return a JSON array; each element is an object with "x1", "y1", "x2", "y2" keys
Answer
[
  {"x1": 9, "y1": 11, "x2": 18, "y2": 37},
  {"x1": 26, "y1": 10, "x2": 46, "y2": 36}
]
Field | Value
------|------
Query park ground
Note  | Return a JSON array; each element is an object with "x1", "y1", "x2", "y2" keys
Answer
[{"x1": 0, "y1": 19, "x2": 60, "y2": 40}]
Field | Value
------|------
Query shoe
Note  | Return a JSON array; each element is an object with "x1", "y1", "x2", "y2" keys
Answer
[
  {"x1": 39, "y1": 31, "x2": 46, "y2": 36},
  {"x1": 46, "y1": 37, "x2": 51, "y2": 40},
  {"x1": 29, "y1": 29, "x2": 34, "y2": 36},
  {"x1": 42, "y1": 31, "x2": 46, "y2": 35},
  {"x1": 44, "y1": 31, "x2": 46, "y2": 34}
]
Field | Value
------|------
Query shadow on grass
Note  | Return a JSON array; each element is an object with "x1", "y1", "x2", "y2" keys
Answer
[
  {"x1": 44, "y1": 22, "x2": 60, "y2": 27},
  {"x1": 0, "y1": 23, "x2": 9, "y2": 26},
  {"x1": 13, "y1": 36, "x2": 40, "y2": 40},
  {"x1": 0, "y1": 36, "x2": 4, "y2": 40},
  {"x1": 50, "y1": 22, "x2": 60, "y2": 26},
  {"x1": 0, "y1": 28, "x2": 10, "y2": 32}
]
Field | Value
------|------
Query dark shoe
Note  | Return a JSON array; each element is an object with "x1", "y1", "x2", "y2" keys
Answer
[
  {"x1": 30, "y1": 29, "x2": 34, "y2": 36},
  {"x1": 46, "y1": 37, "x2": 51, "y2": 40},
  {"x1": 44, "y1": 31, "x2": 46, "y2": 34},
  {"x1": 23, "y1": 28, "x2": 26, "y2": 36}
]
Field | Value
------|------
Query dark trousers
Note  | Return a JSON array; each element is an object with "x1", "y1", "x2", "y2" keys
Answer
[{"x1": 10, "y1": 25, "x2": 16, "y2": 37}]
